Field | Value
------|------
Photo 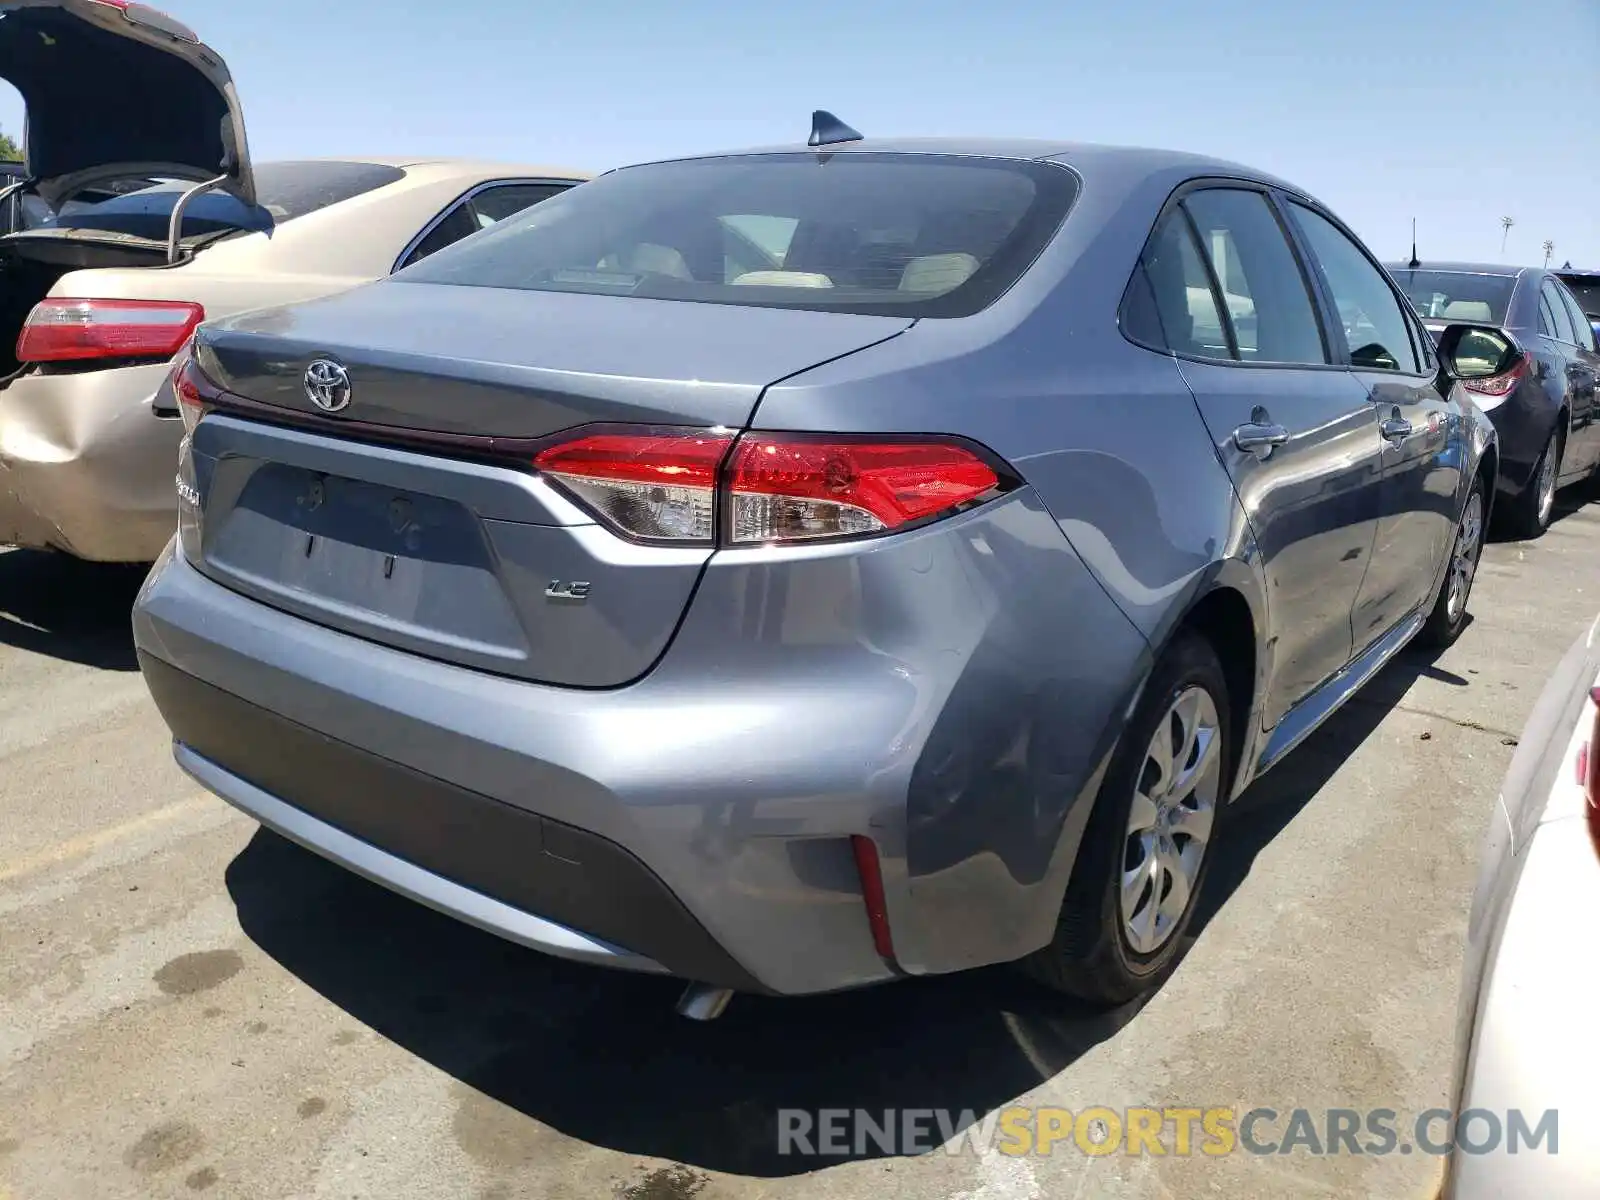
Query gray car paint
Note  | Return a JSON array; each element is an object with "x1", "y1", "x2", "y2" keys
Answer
[{"x1": 133, "y1": 139, "x2": 1495, "y2": 996}]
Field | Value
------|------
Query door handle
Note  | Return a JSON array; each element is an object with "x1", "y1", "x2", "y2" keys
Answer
[
  {"x1": 1380, "y1": 416, "x2": 1413, "y2": 442},
  {"x1": 1233, "y1": 422, "x2": 1290, "y2": 459}
]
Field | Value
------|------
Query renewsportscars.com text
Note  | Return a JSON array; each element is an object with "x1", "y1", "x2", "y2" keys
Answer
[{"x1": 776, "y1": 1106, "x2": 1559, "y2": 1158}]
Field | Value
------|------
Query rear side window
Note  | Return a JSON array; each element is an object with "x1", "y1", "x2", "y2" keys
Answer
[
  {"x1": 1392, "y1": 270, "x2": 1516, "y2": 325},
  {"x1": 396, "y1": 153, "x2": 1080, "y2": 318},
  {"x1": 400, "y1": 181, "x2": 572, "y2": 269},
  {"x1": 1557, "y1": 283, "x2": 1597, "y2": 352},
  {"x1": 46, "y1": 160, "x2": 406, "y2": 240},
  {"x1": 1135, "y1": 209, "x2": 1231, "y2": 357},
  {"x1": 1541, "y1": 280, "x2": 1577, "y2": 343},
  {"x1": 1131, "y1": 187, "x2": 1327, "y2": 365},
  {"x1": 1184, "y1": 189, "x2": 1327, "y2": 365}
]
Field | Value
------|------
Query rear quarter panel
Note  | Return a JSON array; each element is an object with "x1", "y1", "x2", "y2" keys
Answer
[{"x1": 750, "y1": 158, "x2": 1265, "y2": 968}]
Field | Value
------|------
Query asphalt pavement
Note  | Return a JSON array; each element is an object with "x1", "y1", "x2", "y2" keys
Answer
[{"x1": 2, "y1": 490, "x2": 1597, "y2": 1200}]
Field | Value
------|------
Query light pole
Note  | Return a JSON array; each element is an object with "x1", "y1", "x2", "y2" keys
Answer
[
  {"x1": 1501, "y1": 216, "x2": 1515, "y2": 255},
  {"x1": 1543, "y1": 240, "x2": 1554, "y2": 268}
]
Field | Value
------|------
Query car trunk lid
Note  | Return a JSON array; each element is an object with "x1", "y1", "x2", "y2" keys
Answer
[
  {"x1": 0, "y1": 0, "x2": 254, "y2": 208},
  {"x1": 182, "y1": 282, "x2": 913, "y2": 686}
]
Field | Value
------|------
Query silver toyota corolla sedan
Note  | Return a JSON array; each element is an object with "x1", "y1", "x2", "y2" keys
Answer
[{"x1": 133, "y1": 119, "x2": 1502, "y2": 1018}]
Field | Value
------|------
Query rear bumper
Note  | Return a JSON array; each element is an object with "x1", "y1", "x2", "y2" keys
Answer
[
  {"x1": 133, "y1": 486, "x2": 1150, "y2": 994},
  {"x1": 148, "y1": 655, "x2": 731, "y2": 984},
  {"x1": 0, "y1": 363, "x2": 181, "y2": 561},
  {"x1": 1481, "y1": 389, "x2": 1558, "y2": 498}
]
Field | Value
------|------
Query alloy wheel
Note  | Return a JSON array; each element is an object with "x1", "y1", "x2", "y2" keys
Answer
[
  {"x1": 1121, "y1": 685, "x2": 1222, "y2": 955},
  {"x1": 1538, "y1": 438, "x2": 1559, "y2": 526},
  {"x1": 1446, "y1": 490, "x2": 1484, "y2": 623}
]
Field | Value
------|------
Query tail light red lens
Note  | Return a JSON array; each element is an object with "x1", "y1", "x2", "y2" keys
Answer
[
  {"x1": 17, "y1": 298, "x2": 205, "y2": 364},
  {"x1": 533, "y1": 428, "x2": 1008, "y2": 546},
  {"x1": 1462, "y1": 353, "x2": 1531, "y2": 398},
  {"x1": 172, "y1": 343, "x2": 216, "y2": 435},
  {"x1": 533, "y1": 431, "x2": 733, "y2": 542},
  {"x1": 726, "y1": 436, "x2": 1001, "y2": 544}
]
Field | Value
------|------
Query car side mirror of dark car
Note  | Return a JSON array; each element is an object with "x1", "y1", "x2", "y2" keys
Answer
[{"x1": 1436, "y1": 322, "x2": 1524, "y2": 383}]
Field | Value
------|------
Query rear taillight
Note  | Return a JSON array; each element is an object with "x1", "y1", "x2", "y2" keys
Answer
[
  {"x1": 172, "y1": 343, "x2": 218, "y2": 435},
  {"x1": 532, "y1": 428, "x2": 1009, "y2": 547},
  {"x1": 1462, "y1": 353, "x2": 1531, "y2": 398},
  {"x1": 17, "y1": 298, "x2": 205, "y2": 364},
  {"x1": 725, "y1": 436, "x2": 1001, "y2": 544},
  {"x1": 533, "y1": 430, "x2": 733, "y2": 542}
]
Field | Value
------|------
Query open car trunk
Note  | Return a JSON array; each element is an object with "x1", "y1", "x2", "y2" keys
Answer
[{"x1": 0, "y1": 0, "x2": 254, "y2": 208}]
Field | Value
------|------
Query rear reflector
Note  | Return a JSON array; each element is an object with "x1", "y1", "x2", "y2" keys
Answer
[
  {"x1": 850, "y1": 834, "x2": 897, "y2": 962},
  {"x1": 533, "y1": 427, "x2": 1006, "y2": 547},
  {"x1": 1462, "y1": 354, "x2": 1531, "y2": 398},
  {"x1": 17, "y1": 298, "x2": 205, "y2": 364}
]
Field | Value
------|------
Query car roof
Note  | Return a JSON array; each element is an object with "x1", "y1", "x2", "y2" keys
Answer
[
  {"x1": 1557, "y1": 267, "x2": 1600, "y2": 278},
  {"x1": 1385, "y1": 261, "x2": 1531, "y2": 277},
  {"x1": 268, "y1": 155, "x2": 593, "y2": 182},
  {"x1": 622, "y1": 137, "x2": 1309, "y2": 194}
]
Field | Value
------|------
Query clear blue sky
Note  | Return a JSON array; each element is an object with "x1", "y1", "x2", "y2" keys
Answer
[{"x1": 4, "y1": 0, "x2": 1598, "y2": 265}]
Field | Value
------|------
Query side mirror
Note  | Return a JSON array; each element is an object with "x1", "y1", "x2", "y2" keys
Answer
[{"x1": 1436, "y1": 322, "x2": 1524, "y2": 383}]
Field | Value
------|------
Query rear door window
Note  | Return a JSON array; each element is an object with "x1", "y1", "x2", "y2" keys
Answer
[
  {"x1": 1538, "y1": 290, "x2": 1561, "y2": 340},
  {"x1": 1136, "y1": 208, "x2": 1231, "y2": 357},
  {"x1": 1542, "y1": 280, "x2": 1578, "y2": 344},
  {"x1": 400, "y1": 181, "x2": 572, "y2": 268},
  {"x1": 1556, "y1": 283, "x2": 1597, "y2": 352},
  {"x1": 1288, "y1": 202, "x2": 1420, "y2": 373},
  {"x1": 1180, "y1": 188, "x2": 1328, "y2": 365},
  {"x1": 396, "y1": 152, "x2": 1080, "y2": 318}
]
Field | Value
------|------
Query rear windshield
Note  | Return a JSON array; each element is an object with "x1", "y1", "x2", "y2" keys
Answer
[
  {"x1": 396, "y1": 152, "x2": 1080, "y2": 317},
  {"x1": 1558, "y1": 276, "x2": 1600, "y2": 318},
  {"x1": 1391, "y1": 269, "x2": 1517, "y2": 325},
  {"x1": 41, "y1": 160, "x2": 407, "y2": 241}
]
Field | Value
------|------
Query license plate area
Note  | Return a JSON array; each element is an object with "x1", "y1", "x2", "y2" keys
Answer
[{"x1": 204, "y1": 463, "x2": 527, "y2": 659}]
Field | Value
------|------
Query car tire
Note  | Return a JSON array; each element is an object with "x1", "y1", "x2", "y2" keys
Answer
[
  {"x1": 1505, "y1": 427, "x2": 1562, "y2": 540},
  {"x1": 1419, "y1": 474, "x2": 1486, "y2": 649},
  {"x1": 1019, "y1": 632, "x2": 1231, "y2": 1007}
]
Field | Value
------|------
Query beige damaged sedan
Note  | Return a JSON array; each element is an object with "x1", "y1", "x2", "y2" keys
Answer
[
  {"x1": 0, "y1": 0, "x2": 588, "y2": 561},
  {"x1": 1444, "y1": 610, "x2": 1600, "y2": 1197}
]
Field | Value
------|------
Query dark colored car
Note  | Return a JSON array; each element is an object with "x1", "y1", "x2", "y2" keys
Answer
[
  {"x1": 1389, "y1": 263, "x2": 1600, "y2": 537},
  {"x1": 135, "y1": 133, "x2": 1502, "y2": 1018},
  {"x1": 1556, "y1": 268, "x2": 1600, "y2": 342}
]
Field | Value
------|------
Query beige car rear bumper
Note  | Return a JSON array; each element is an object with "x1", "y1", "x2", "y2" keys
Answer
[{"x1": 0, "y1": 363, "x2": 181, "y2": 563}]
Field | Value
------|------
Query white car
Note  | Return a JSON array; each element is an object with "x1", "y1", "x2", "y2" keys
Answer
[
  {"x1": 0, "y1": 0, "x2": 589, "y2": 562},
  {"x1": 1445, "y1": 610, "x2": 1600, "y2": 1196}
]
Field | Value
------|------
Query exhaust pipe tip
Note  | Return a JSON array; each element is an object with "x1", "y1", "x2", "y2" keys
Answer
[{"x1": 676, "y1": 983, "x2": 734, "y2": 1021}]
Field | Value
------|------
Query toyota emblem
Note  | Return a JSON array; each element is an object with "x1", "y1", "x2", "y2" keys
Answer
[{"x1": 303, "y1": 358, "x2": 352, "y2": 412}]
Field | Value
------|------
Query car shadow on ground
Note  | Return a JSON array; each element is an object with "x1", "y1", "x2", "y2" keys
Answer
[
  {"x1": 226, "y1": 636, "x2": 1451, "y2": 1178},
  {"x1": 0, "y1": 549, "x2": 147, "y2": 670}
]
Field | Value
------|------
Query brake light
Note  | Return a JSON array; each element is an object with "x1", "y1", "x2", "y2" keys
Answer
[
  {"x1": 17, "y1": 298, "x2": 205, "y2": 364},
  {"x1": 172, "y1": 343, "x2": 217, "y2": 435},
  {"x1": 532, "y1": 428, "x2": 1008, "y2": 546},
  {"x1": 532, "y1": 431, "x2": 733, "y2": 542},
  {"x1": 726, "y1": 435, "x2": 1000, "y2": 544},
  {"x1": 1462, "y1": 354, "x2": 1531, "y2": 398}
]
